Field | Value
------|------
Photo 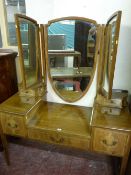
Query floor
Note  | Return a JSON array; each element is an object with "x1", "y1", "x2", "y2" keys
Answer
[{"x1": 0, "y1": 137, "x2": 130, "y2": 175}]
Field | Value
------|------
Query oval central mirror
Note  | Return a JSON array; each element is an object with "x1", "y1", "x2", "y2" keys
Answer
[{"x1": 46, "y1": 17, "x2": 99, "y2": 102}]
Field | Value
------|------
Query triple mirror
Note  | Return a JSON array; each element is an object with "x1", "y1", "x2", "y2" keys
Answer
[{"x1": 15, "y1": 11, "x2": 122, "y2": 102}]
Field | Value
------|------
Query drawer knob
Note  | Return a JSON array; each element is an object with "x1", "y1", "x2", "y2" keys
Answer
[
  {"x1": 50, "y1": 136, "x2": 64, "y2": 143},
  {"x1": 102, "y1": 139, "x2": 117, "y2": 147},
  {"x1": 7, "y1": 122, "x2": 18, "y2": 129}
]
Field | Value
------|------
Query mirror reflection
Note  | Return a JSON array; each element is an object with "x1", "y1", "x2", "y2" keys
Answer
[
  {"x1": 107, "y1": 16, "x2": 117, "y2": 78},
  {"x1": 47, "y1": 19, "x2": 97, "y2": 102},
  {"x1": 18, "y1": 18, "x2": 38, "y2": 88}
]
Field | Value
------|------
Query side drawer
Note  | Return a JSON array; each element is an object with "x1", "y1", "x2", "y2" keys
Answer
[
  {"x1": 28, "y1": 128, "x2": 90, "y2": 151},
  {"x1": 92, "y1": 127, "x2": 129, "y2": 157},
  {"x1": 0, "y1": 112, "x2": 27, "y2": 137}
]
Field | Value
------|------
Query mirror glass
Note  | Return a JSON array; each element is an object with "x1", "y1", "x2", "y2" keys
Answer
[
  {"x1": 16, "y1": 16, "x2": 40, "y2": 88},
  {"x1": 47, "y1": 19, "x2": 97, "y2": 102},
  {"x1": 103, "y1": 12, "x2": 121, "y2": 99}
]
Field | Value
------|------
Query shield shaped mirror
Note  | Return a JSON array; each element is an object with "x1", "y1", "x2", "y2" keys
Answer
[{"x1": 45, "y1": 17, "x2": 101, "y2": 102}]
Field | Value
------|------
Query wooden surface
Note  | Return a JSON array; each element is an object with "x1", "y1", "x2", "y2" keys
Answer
[
  {"x1": 91, "y1": 105, "x2": 131, "y2": 131},
  {"x1": 92, "y1": 127, "x2": 129, "y2": 157},
  {"x1": 91, "y1": 105, "x2": 131, "y2": 175},
  {"x1": 0, "y1": 94, "x2": 92, "y2": 151},
  {"x1": 1, "y1": 113, "x2": 27, "y2": 137},
  {"x1": 0, "y1": 92, "x2": 131, "y2": 174},
  {"x1": 0, "y1": 49, "x2": 18, "y2": 103},
  {"x1": 27, "y1": 101, "x2": 92, "y2": 137},
  {"x1": 0, "y1": 93, "x2": 41, "y2": 115},
  {"x1": 27, "y1": 101, "x2": 92, "y2": 150}
]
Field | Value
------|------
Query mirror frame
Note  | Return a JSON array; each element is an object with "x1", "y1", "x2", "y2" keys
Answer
[
  {"x1": 44, "y1": 16, "x2": 101, "y2": 103},
  {"x1": 106, "y1": 11, "x2": 122, "y2": 99},
  {"x1": 97, "y1": 11, "x2": 122, "y2": 100},
  {"x1": 15, "y1": 14, "x2": 43, "y2": 91}
]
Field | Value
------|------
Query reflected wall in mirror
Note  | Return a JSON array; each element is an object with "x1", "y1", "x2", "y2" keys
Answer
[
  {"x1": 15, "y1": 14, "x2": 43, "y2": 96},
  {"x1": 103, "y1": 11, "x2": 122, "y2": 99},
  {"x1": 46, "y1": 17, "x2": 100, "y2": 102}
]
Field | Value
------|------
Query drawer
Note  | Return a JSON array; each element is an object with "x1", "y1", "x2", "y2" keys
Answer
[
  {"x1": 92, "y1": 127, "x2": 129, "y2": 156},
  {"x1": 0, "y1": 112, "x2": 27, "y2": 137},
  {"x1": 28, "y1": 128, "x2": 90, "y2": 151}
]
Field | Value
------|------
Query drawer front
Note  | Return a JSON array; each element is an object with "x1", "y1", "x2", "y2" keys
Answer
[
  {"x1": 28, "y1": 128, "x2": 90, "y2": 151},
  {"x1": 0, "y1": 112, "x2": 27, "y2": 137},
  {"x1": 92, "y1": 128, "x2": 128, "y2": 156}
]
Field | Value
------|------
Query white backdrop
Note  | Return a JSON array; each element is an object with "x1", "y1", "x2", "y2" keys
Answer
[{"x1": 25, "y1": 0, "x2": 131, "y2": 106}]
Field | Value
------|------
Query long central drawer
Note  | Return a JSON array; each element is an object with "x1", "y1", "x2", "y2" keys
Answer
[
  {"x1": 28, "y1": 127, "x2": 91, "y2": 151},
  {"x1": 27, "y1": 101, "x2": 92, "y2": 150}
]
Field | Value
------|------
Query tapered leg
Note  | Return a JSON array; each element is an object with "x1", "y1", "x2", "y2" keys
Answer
[
  {"x1": 0, "y1": 124, "x2": 10, "y2": 165},
  {"x1": 120, "y1": 135, "x2": 131, "y2": 175},
  {"x1": 1, "y1": 134, "x2": 10, "y2": 165}
]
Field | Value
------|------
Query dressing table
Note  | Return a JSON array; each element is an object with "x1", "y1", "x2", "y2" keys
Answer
[{"x1": 0, "y1": 11, "x2": 131, "y2": 175}]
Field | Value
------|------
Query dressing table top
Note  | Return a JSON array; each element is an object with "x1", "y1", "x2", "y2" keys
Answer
[
  {"x1": 0, "y1": 49, "x2": 17, "y2": 57},
  {"x1": 28, "y1": 101, "x2": 92, "y2": 138},
  {"x1": 0, "y1": 93, "x2": 41, "y2": 115},
  {"x1": 91, "y1": 106, "x2": 131, "y2": 131},
  {"x1": 0, "y1": 93, "x2": 92, "y2": 139}
]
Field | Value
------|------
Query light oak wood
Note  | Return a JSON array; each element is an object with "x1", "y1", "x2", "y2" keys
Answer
[
  {"x1": 28, "y1": 128, "x2": 90, "y2": 151},
  {"x1": 0, "y1": 94, "x2": 92, "y2": 151},
  {"x1": 91, "y1": 105, "x2": 131, "y2": 175},
  {"x1": 0, "y1": 93, "x2": 41, "y2": 115},
  {"x1": 91, "y1": 105, "x2": 131, "y2": 131},
  {"x1": 92, "y1": 127, "x2": 129, "y2": 157},
  {"x1": 96, "y1": 25, "x2": 105, "y2": 93},
  {"x1": 1, "y1": 113, "x2": 26, "y2": 137},
  {"x1": 27, "y1": 101, "x2": 92, "y2": 137},
  {"x1": 0, "y1": 93, "x2": 131, "y2": 175}
]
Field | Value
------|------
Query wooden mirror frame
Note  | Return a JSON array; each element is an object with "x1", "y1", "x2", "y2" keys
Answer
[
  {"x1": 44, "y1": 16, "x2": 101, "y2": 103},
  {"x1": 15, "y1": 14, "x2": 43, "y2": 95},
  {"x1": 97, "y1": 11, "x2": 122, "y2": 100}
]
